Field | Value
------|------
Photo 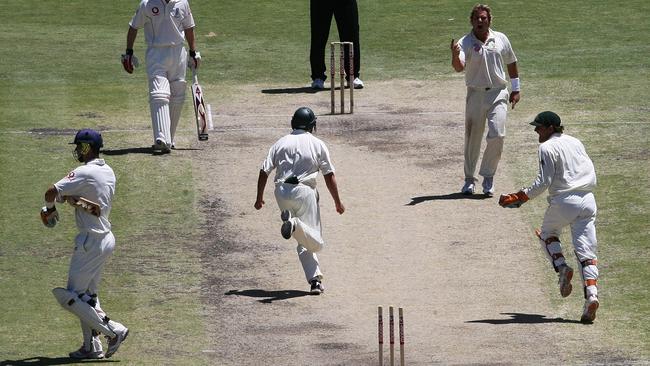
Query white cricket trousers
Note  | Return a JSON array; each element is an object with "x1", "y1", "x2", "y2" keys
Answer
[
  {"x1": 146, "y1": 45, "x2": 188, "y2": 145},
  {"x1": 275, "y1": 183, "x2": 325, "y2": 283},
  {"x1": 464, "y1": 87, "x2": 509, "y2": 180},
  {"x1": 67, "y1": 231, "x2": 116, "y2": 351},
  {"x1": 540, "y1": 192, "x2": 599, "y2": 282},
  {"x1": 67, "y1": 231, "x2": 115, "y2": 294}
]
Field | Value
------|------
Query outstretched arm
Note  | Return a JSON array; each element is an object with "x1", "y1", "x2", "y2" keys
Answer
[
  {"x1": 324, "y1": 173, "x2": 344, "y2": 214},
  {"x1": 254, "y1": 170, "x2": 268, "y2": 210}
]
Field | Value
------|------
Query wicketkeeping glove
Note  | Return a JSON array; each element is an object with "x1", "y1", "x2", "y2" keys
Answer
[
  {"x1": 498, "y1": 191, "x2": 529, "y2": 208},
  {"x1": 121, "y1": 49, "x2": 139, "y2": 74},
  {"x1": 40, "y1": 206, "x2": 60, "y2": 228},
  {"x1": 188, "y1": 50, "x2": 201, "y2": 70}
]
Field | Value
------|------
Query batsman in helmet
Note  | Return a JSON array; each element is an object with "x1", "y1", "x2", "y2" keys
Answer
[
  {"x1": 254, "y1": 107, "x2": 345, "y2": 294},
  {"x1": 42, "y1": 129, "x2": 129, "y2": 359}
]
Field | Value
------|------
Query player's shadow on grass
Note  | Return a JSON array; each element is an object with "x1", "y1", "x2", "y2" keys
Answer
[
  {"x1": 0, "y1": 356, "x2": 118, "y2": 365},
  {"x1": 102, "y1": 147, "x2": 201, "y2": 156},
  {"x1": 225, "y1": 289, "x2": 312, "y2": 303},
  {"x1": 406, "y1": 192, "x2": 492, "y2": 205},
  {"x1": 466, "y1": 312, "x2": 582, "y2": 324},
  {"x1": 261, "y1": 86, "x2": 322, "y2": 94}
]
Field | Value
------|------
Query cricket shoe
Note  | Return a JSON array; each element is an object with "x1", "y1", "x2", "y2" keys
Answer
[
  {"x1": 105, "y1": 327, "x2": 129, "y2": 359},
  {"x1": 353, "y1": 77, "x2": 364, "y2": 89},
  {"x1": 280, "y1": 210, "x2": 294, "y2": 240},
  {"x1": 310, "y1": 279, "x2": 325, "y2": 295},
  {"x1": 482, "y1": 176, "x2": 495, "y2": 197},
  {"x1": 69, "y1": 346, "x2": 104, "y2": 360},
  {"x1": 580, "y1": 295, "x2": 599, "y2": 324},
  {"x1": 311, "y1": 78, "x2": 325, "y2": 90},
  {"x1": 557, "y1": 264, "x2": 573, "y2": 298},
  {"x1": 153, "y1": 139, "x2": 171, "y2": 154},
  {"x1": 461, "y1": 179, "x2": 475, "y2": 195}
]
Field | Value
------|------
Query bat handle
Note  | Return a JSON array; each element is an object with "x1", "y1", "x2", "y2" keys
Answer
[{"x1": 192, "y1": 67, "x2": 198, "y2": 84}]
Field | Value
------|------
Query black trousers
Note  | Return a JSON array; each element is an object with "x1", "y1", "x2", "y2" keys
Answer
[{"x1": 310, "y1": 0, "x2": 361, "y2": 81}]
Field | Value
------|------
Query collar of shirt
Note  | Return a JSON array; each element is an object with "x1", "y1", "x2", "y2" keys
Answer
[
  {"x1": 85, "y1": 158, "x2": 106, "y2": 166},
  {"x1": 470, "y1": 29, "x2": 495, "y2": 45}
]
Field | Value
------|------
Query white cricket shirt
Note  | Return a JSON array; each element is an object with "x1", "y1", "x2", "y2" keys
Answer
[
  {"x1": 458, "y1": 29, "x2": 517, "y2": 89},
  {"x1": 524, "y1": 134, "x2": 597, "y2": 199},
  {"x1": 129, "y1": 0, "x2": 195, "y2": 47},
  {"x1": 262, "y1": 130, "x2": 335, "y2": 189},
  {"x1": 54, "y1": 159, "x2": 116, "y2": 234}
]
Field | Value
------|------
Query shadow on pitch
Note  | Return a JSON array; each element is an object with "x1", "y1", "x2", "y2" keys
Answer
[
  {"x1": 406, "y1": 192, "x2": 493, "y2": 205},
  {"x1": 466, "y1": 312, "x2": 582, "y2": 324},
  {"x1": 225, "y1": 289, "x2": 312, "y2": 303},
  {"x1": 102, "y1": 147, "x2": 201, "y2": 156},
  {"x1": 261, "y1": 86, "x2": 322, "y2": 94},
  {"x1": 0, "y1": 356, "x2": 118, "y2": 365}
]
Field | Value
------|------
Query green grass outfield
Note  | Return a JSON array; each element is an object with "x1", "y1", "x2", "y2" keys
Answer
[{"x1": 1, "y1": 0, "x2": 648, "y2": 363}]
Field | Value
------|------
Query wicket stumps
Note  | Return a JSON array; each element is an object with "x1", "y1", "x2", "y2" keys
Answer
[
  {"x1": 378, "y1": 306, "x2": 404, "y2": 366},
  {"x1": 330, "y1": 41, "x2": 354, "y2": 114}
]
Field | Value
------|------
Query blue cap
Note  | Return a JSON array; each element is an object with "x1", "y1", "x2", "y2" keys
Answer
[{"x1": 70, "y1": 129, "x2": 103, "y2": 149}]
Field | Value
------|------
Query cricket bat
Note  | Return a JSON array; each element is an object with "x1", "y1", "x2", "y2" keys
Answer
[
  {"x1": 191, "y1": 69, "x2": 209, "y2": 141},
  {"x1": 64, "y1": 196, "x2": 101, "y2": 217}
]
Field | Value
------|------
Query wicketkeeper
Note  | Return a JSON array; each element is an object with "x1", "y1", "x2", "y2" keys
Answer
[
  {"x1": 41, "y1": 129, "x2": 129, "y2": 359},
  {"x1": 254, "y1": 107, "x2": 345, "y2": 294},
  {"x1": 499, "y1": 111, "x2": 600, "y2": 323},
  {"x1": 122, "y1": 0, "x2": 201, "y2": 153}
]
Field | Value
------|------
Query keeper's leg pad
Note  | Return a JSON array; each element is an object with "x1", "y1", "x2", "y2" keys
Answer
[
  {"x1": 535, "y1": 229, "x2": 566, "y2": 271},
  {"x1": 52, "y1": 288, "x2": 116, "y2": 338},
  {"x1": 577, "y1": 257, "x2": 599, "y2": 298}
]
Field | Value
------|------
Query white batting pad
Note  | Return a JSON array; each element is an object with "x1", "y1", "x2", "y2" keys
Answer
[{"x1": 52, "y1": 287, "x2": 116, "y2": 338}]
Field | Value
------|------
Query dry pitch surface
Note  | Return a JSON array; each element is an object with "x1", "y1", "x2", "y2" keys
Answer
[{"x1": 186, "y1": 80, "x2": 629, "y2": 365}]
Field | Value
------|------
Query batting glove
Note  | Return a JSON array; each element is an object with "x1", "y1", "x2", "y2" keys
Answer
[
  {"x1": 40, "y1": 206, "x2": 60, "y2": 228},
  {"x1": 188, "y1": 50, "x2": 201, "y2": 70},
  {"x1": 121, "y1": 49, "x2": 139, "y2": 74},
  {"x1": 498, "y1": 191, "x2": 529, "y2": 208}
]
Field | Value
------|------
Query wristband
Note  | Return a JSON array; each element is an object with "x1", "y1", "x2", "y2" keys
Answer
[
  {"x1": 510, "y1": 77, "x2": 520, "y2": 92},
  {"x1": 46, "y1": 201, "x2": 55, "y2": 209},
  {"x1": 189, "y1": 50, "x2": 196, "y2": 57},
  {"x1": 126, "y1": 48, "x2": 134, "y2": 55}
]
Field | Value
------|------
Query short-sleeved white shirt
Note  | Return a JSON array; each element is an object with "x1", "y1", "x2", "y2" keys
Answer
[
  {"x1": 261, "y1": 130, "x2": 335, "y2": 188},
  {"x1": 523, "y1": 134, "x2": 597, "y2": 200},
  {"x1": 54, "y1": 159, "x2": 116, "y2": 234},
  {"x1": 129, "y1": 0, "x2": 195, "y2": 47},
  {"x1": 458, "y1": 29, "x2": 517, "y2": 88}
]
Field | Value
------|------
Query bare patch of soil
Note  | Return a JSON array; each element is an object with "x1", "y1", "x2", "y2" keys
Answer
[{"x1": 186, "y1": 80, "x2": 634, "y2": 365}]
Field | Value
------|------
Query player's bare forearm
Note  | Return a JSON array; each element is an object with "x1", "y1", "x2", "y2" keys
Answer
[
  {"x1": 44, "y1": 185, "x2": 58, "y2": 203},
  {"x1": 185, "y1": 27, "x2": 196, "y2": 51},
  {"x1": 126, "y1": 27, "x2": 138, "y2": 49},
  {"x1": 254, "y1": 170, "x2": 268, "y2": 210},
  {"x1": 324, "y1": 173, "x2": 345, "y2": 214},
  {"x1": 450, "y1": 39, "x2": 464, "y2": 72},
  {"x1": 507, "y1": 62, "x2": 519, "y2": 79}
]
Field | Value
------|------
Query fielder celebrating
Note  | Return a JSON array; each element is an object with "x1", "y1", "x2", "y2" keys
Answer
[
  {"x1": 122, "y1": 0, "x2": 201, "y2": 153},
  {"x1": 499, "y1": 112, "x2": 600, "y2": 323},
  {"x1": 41, "y1": 129, "x2": 129, "y2": 359},
  {"x1": 450, "y1": 4, "x2": 520, "y2": 196},
  {"x1": 254, "y1": 107, "x2": 345, "y2": 294}
]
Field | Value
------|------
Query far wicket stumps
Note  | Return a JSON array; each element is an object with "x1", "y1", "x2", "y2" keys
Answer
[
  {"x1": 330, "y1": 41, "x2": 354, "y2": 114},
  {"x1": 378, "y1": 306, "x2": 404, "y2": 366}
]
